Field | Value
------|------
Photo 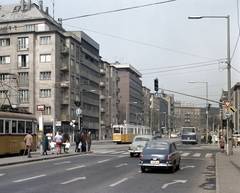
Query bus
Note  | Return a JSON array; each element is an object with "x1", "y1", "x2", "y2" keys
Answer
[
  {"x1": 0, "y1": 110, "x2": 38, "y2": 155},
  {"x1": 113, "y1": 124, "x2": 151, "y2": 144},
  {"x1": 181, "y1": 127, "x2": 198, "y2": 144}
]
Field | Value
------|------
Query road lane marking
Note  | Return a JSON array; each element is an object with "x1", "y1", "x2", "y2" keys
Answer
[
  {"x1": 115, "y1": 163, "x2": 128, "y2": 167},
  {"x1": 0, "y1": 173, "x2": 5, "y2": 176},
  {"x1": 122, "y1": 152, "x2": 129, "y2": 154},
  {"x1": 60, "y1": 177, "x2": 86, "y2": 184},
  {"x1": 54, "y1": 161, "x2": 71, "y2": 165},
  {"x1": 109, "y1": 178, "x2": 128, "y2": 187},
  {"x1": 67, "y1": 165, "x2": 85, "y2": 170},
  {"x1": 98, "y1": 159, "x2": 110, "y2": 163},
  {"x1": 181, "y1": 166, "x2": 195, "y2": 170},
  {"x1": 162, "y1": 180, "x2": 187, "y2": 189},
  {"x1": 205, "y1": 153, "x2": 212, "y2": 157},
  {"x1": 14, "y1": 174, "x2": 46, "y2": 182},
  {"x1": 193, "y1": 153, "x2": 201, "y2": 157},
  {"x1": 181, "y1": 153, "x2": 190, "y2": 157}
]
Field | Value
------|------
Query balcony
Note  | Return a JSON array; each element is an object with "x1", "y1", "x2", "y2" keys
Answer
[
  {"x1": 60, "y1": 63, "x2": 69, "y2": 71},
  {"x1": 100, "y1": 69, "x2": 105, "y2": 75},
  {"x1": 100, "y1": 95, "x2": 105, "y2": 100},
  {"x1": 100, "y1": 82, "x2": 105, "y2": 87},
  {"x1": 61, "y1": 98, "x2": 69, "y2": 105},
  {"x1": 61, "y1": 46, "x2": 69, "y2": 55},
  {"x1": 116, "y1": 99, "x2": 120, "y2": 104},
  {"x1": 101, "y1": 120, "x2": 105, "y2": 125},
  {"x1": 116, "y1": 88, "x2": 120, "y2": 93},
  {"x1": 60, "y1": 115, "x2": 70, "y2": 121},
  {"x1": 116, "y1": 76, "x2": 120, "y2": 82},
  {"x1": 61, "y1": 82, "x2": 70, "y2": 87},
  {"x1": 101, "y1": 107, "x2": 105, "y2": 113}
]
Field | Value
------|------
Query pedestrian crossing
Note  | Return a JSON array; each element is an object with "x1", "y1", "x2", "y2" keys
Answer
[{"x1": 93, "y1": 150, "x2": 213, "y2": 158}]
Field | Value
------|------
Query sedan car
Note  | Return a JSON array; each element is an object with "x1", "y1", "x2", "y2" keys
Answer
[
  {"x1": 139, "y1": 140, "x2": 181, "y2": 173},
  {"x1": 128, "y1": 135, "x2": 153, "y2": 157}
]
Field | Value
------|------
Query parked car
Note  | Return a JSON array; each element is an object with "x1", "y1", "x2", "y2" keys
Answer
[
  {"x1": 139, "y1": 140, "x2": 181, "y2": 173},
  {"x1": 170, "y1": 133, "x2": 178, "y2": 138},
  {"x1": 128, "y1": 135, "x2": 153, "y2": 157}
]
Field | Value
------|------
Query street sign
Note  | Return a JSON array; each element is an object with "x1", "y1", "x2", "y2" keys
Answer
[
  {"x1": 224, "y1": 101, "x2": 232, "y2": 108},
  {"x1": 76, "y1": 108, "x2": 82, "y2": 115},
  {"x1": 154, "y1": 93, "x2": 159, "y2": 98},
  {"x1": 225, "y1": 111, "x2": 231, "y2": 118},
  {"x1": 229, "y1": 107, "x2": 237, "y2": 114}
]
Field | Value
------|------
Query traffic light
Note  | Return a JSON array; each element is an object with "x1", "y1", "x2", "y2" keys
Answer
[
  {"x1": 80, "y1": 117, "x2": 83, "y2": 126},
  {"x1": 154, "y1": 78, "x2": 158, "y2": 92},
  {"x1": 207, "y1": 103, "x2": 212, "y2": 111},
  {"x1": 222, "y1": 119, "x2": 227, "y2": 129}
]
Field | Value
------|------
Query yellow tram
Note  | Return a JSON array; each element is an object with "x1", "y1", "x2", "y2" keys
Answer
[
  {"x1": 0, "y1": 110, "x2": 37, "y2": 155},
  {"x1": 113, "y1": 124, "x2": 151, "y2": 144}
]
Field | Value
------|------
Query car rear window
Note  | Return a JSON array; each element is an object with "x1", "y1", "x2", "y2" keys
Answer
[
  {"x1": 135, "y1": 137, "x2": 150, "y2": 142},
  {"x1": 146, "y1": 142, "x2": 169, "y2": 149}
]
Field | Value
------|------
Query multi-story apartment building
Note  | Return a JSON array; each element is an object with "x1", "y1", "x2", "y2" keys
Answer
[
  {"x1": 230, "y1": 83, "x2": 240, "y2": 132},
  {"x1": 142, "y1": 86, "x2": 151, "y2": 127},
  {"x1": 0, "y1": 1, "x2": 100, "y2": 139},
  {"x1": 99, "y1": 59, "x2": 119, "y2": 139},
  {"x1": 112, "y1": 62, "x2": 142, "y2": 125}
]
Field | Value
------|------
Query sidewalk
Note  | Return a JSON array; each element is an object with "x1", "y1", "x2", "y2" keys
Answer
[{"x1": 216, "y1": 146, "x2": 240, "y2": 193}]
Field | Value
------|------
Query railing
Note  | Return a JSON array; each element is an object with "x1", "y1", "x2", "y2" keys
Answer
[
  {"x1": 60, "y1": 63, "x2": 69, "y2": 71},
  {"x1": 60, "y1": 46, "x2": 69, "y2": 54}
]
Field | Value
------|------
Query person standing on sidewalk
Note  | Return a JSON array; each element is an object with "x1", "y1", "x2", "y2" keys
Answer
[
  {"x1": 24, "y1": 131, "x2": 33, "y2": 158},
  {"x1": 42, "y1": 133, "x2": 49, "y2": 155},
  {"x1": 87, "y1": 131, "x2": 92, "y2": 151},
  {"x1": 81, "y1": 130, "x2": 87, "y2": 152},
  {"x1": 74, "y1": 130, "x2": 81, "y2": 152},
  {"x1": 220, "y1": 136, "x2": 225, "y2": 153},
  {"x1": 63, "y1": 130, "x2": 69, "y2": 153},
  {"x1": 55, "y1": 131, "x2": 63, "y2": 154}
]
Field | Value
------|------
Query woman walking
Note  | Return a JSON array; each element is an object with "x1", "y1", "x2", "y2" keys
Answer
[
  {"x1": 42, "y1": 133, "x2": 49, "y2": 155},
  {"x1": 55, "y1": 131, "x2": 63, "y2": 154},
  {"x1": 220, "y1": 136, "x2": 225, "y2": 153}
]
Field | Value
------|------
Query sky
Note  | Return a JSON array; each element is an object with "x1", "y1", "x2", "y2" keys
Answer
[{"x1": 2, "y1": 0, "x2": 240, "y2": 108}]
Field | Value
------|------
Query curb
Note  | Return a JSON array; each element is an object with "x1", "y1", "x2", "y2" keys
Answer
[{"x1": 216, "y1": 152, "x2": 220, "y2": 193}]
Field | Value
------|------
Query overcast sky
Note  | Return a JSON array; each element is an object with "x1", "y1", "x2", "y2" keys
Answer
[{"x1": 2, "y1": 0, "x2": 240, "y2": 108}]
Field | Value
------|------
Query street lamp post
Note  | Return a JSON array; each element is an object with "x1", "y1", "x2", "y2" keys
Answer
[
  {"x1": 188, "y1": 15, "x2": 232, "y2": 154},
  {"x1": 189, "y1": 81, "x2": 208, "y2": 143},
  {"x1": 126, "y1": 102, "x2": 137, "y2": 124}
]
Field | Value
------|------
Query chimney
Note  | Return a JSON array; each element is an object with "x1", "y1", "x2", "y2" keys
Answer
[
  {"x1": 58, "y1": 18, "x2": 62, "y2": 26},
  {"x1": 46, "y1": 7, "x2": 48, "y2": 15},
  {"x1": 39, "y1": 0, "x2": 43, "y2": 11},
  {"x1": 21, "y1": 0, "x2": 24, "y2": 11},
  {"x1": 27, "y1": 0, "x2": 31, "y2": 10}
]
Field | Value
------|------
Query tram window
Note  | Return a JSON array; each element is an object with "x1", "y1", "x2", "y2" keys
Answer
[
  {"x1": 5, "y1": 120, "x2": 9, "y2": 133},
  {"x1": 114, "y1": 128, "x2": 120, "y2": 133},
  {"x1": 0, "y1": 120, "x2": 3, "y2": 133},
  {"x1": 12, "y1": 121, "x2": 17, "y2": 133},
  {"x1": 26, "y1": 122, "x2": 32, "y2": 134},
  {"x1": 18, "y1": 121, "x2": 25, "y2": 133}
]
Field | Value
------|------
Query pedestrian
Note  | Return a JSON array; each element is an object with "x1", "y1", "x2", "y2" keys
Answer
[
  {"x1": 208, "y1": 134, "x2": 212, "y2": 144},
  {"x1": 81, "y1": 130, "x2": 87, "y2": 152},
  {"x1": 50, "y1": 140, "x2": 56, "y2": 154},
  {"x1": 42, "y1": 132, "x2": 49, "y2": 155},
  {"x1": 234, "y1": 136, "x2": 238, "y2": 147},
  {"x1": 63, "y1": 130, "x2": 69, "y2": 153},
  {"x1": 55, "y1": 131, "x2": 63, "y2": 154},
  {"x1": 63, "y1": 140, "x2": 70, "y2": 154},
  {"x1": 220, "y1": 136, "x2": 224, "y2": 153},
  {"x1": 74, "y1": 130, "x2": 81, "y2": 152},
  {"x1": 24, "y1": 131, "x2": 33, "y2": 158},
  {"x1": 87, "y1": 131, "x2": 92, "y2": 151}
]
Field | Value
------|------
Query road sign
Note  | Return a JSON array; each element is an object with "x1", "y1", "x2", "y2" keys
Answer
[
  {"x1": 225, "y1": 112, "x2": 231, "y2": 118},
  {"x1": 229, "y1": 107, "x2": 237, "y2": 114},
  {"x1": 154, "y1": 93, "x2": 159, "y2": 98},
  {"x1": 224, "y1": 101, "x2": 232, "y2": 108},
  {"x1": 76, "y1": 108, "x2": 82, "y2": 115}
]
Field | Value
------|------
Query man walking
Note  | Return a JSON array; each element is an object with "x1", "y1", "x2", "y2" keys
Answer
[
  {"x1": 63, "y1": 130, "x2": 69, "y2": 153},
  {"x1": 87, "y1": 131, "x2": 92, "y2": 151},
  {"x1": 81, "y1": 130, "x2": 87, "y2": 152},
  {"x1": 24, "y1": 131, "x2": 33, "y2": 158},
  {"x1": 74, "y1": 130, "x2": 81, "y2": 152}
]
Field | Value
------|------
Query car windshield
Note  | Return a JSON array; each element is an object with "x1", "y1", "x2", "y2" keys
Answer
[
  {"x1": 183, "y1": 128, "x2": 195, "y2": 134},
  {"x1": 145, "y1": 142, "x2": 169, "y2": 149},
  {"x1": 135, "y1": 137, "x2": 150, "y2": 142}
]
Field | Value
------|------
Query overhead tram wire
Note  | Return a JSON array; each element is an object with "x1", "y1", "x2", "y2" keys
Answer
[{"x1": 62, "y1": 0, "x2": 176, "y2": 21}]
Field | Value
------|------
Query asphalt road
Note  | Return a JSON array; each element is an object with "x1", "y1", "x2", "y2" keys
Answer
[{"x1": 0, "y1": 138, "x2": 219, "y2": 193}]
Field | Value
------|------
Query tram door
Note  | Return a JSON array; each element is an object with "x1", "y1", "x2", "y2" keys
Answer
[{"x1": 5, "y1": 120, "x2": 10, "y2": 153}]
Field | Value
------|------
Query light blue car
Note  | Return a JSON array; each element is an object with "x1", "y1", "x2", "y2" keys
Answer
[{"x1": 128, "y1": 135, "x2": 153, "y2": 157}]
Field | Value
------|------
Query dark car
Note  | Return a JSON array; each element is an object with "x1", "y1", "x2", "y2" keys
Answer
[{"x1": 139, "y1": 140, "x2": 181, "y2": 173}]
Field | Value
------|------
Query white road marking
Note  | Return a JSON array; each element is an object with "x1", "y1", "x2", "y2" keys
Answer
[
  {"x1": 118, "y1": 155, "x2": 125, "y2": 158},
  {"x1": 54, "y1": 161, "x2": 71, "y2": 165},
  {"x1": 181, "y1": 166, "x2": 195, "y2": 170},
  {"x1": 98, "y1": 159, "x2": 110, "y2": 163},
  {"x1": 60, "y1": 177, "x2": 86, "y2": 185},
  {"x1": 205, "y1": 153, "x2": 212, "y2": 157},
  {"x1": 193, "y1": 153, "x2": 201, "y2": 157},
  {"x1": 14, "y1": 174, "x2": 46, "y2": 182},
  {"x1": 181, "y1": 153, "x2": 190, "y2": 157},
  {"x1": 115, "y1": 163, "x2": 128, "y2": 168},
  {"x1": 162, "y1": 180, "x2": 187, "y2": 189},
  {"x1": 109, "y1": 178, "x2": 128, "y2": 187},
  {"x1": 0, "y1": 173, "x2": 5, "y2": 176},
  {"x1": 122, "y1": 152, "x2": 129, "y2": 155},
  {"x1": 67, "y1": 165, "x2": 85, "y2": 171}
]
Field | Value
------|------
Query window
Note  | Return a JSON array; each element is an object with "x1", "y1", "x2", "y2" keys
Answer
[
  {"x1": 76, "y1": 93, "x2": 80, "y2": 101},
  {"x1": 18, "y1": 90, "x2": 29, "y2": 102},
  {"x1": 71, "y1": 75, "x2": 74, "y2": 83},
  {"x1": 18, "y1": 55, "x2": 28, "y2": 67},
  {"x1": 71, "y1": 43, "x2": 74, "y2": 55},
  {"x1": 25, "y1": 25, "x2": 35, "y2": 31},
  {"x1": 18, "y1": 37, "x2": 28, "y2": 50},
  {"x1": 43, "y1": 107, "x2": 51, "y2": 115},
  {"x1": 40, "y1": 89, "x2": 51, "y2": 97},
  {"x1": 0, "y1": 56, "x2": 10, "y2": 64},
  {"x1": 71, "y1": 92, "x2": 74, "y2": 103},
  {"x1": 26, "y1": 122, "x2": 32, "y2": 134},
  {"x1": 18, "y1": 72, "x2": 28, "y2": 84},
  {"x1": 40, "y1": 36, "x2": 51, "y2": 45},
  {"x1": 0, "y1": 74, "x2": 9, "y2": 81},
  {"x1": 0, "y1": 90, "x2": 7, "y2": 98},
  {"x1": 40, "y1": 54, "x2": 51, "y2": 62},
  {"x1": 76, "y1": 78, "x2": 79, "y2": 89},
  {"x1": 40, "y1": 72, "x2": 51, "y2": 80},
  {"x1": 76, "y1": 46, "x2": 80, "y2": 58},
  {"x1": 0, "y1": 120, "x2": 3, "y2": 133},
  {"x1": 76, "y1": 62, "x2": 80, "y2": 74},
  {"x1": 0, "y1": 38, "x2": 10, "y2": 47},
  {"x1": 71, "y1": 59, "x2": 75, "y2": 71}
]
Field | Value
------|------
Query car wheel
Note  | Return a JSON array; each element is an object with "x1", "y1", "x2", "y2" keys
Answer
[
  {"x1": 141, "y1": 167, "x2": 145, "y2": 173},
  {"x1": 130, "y1": 153, "x2": 134, "y2": 157},
  {"x1": 170, "y1": 162, "x2": 175, "y2": 173}
]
